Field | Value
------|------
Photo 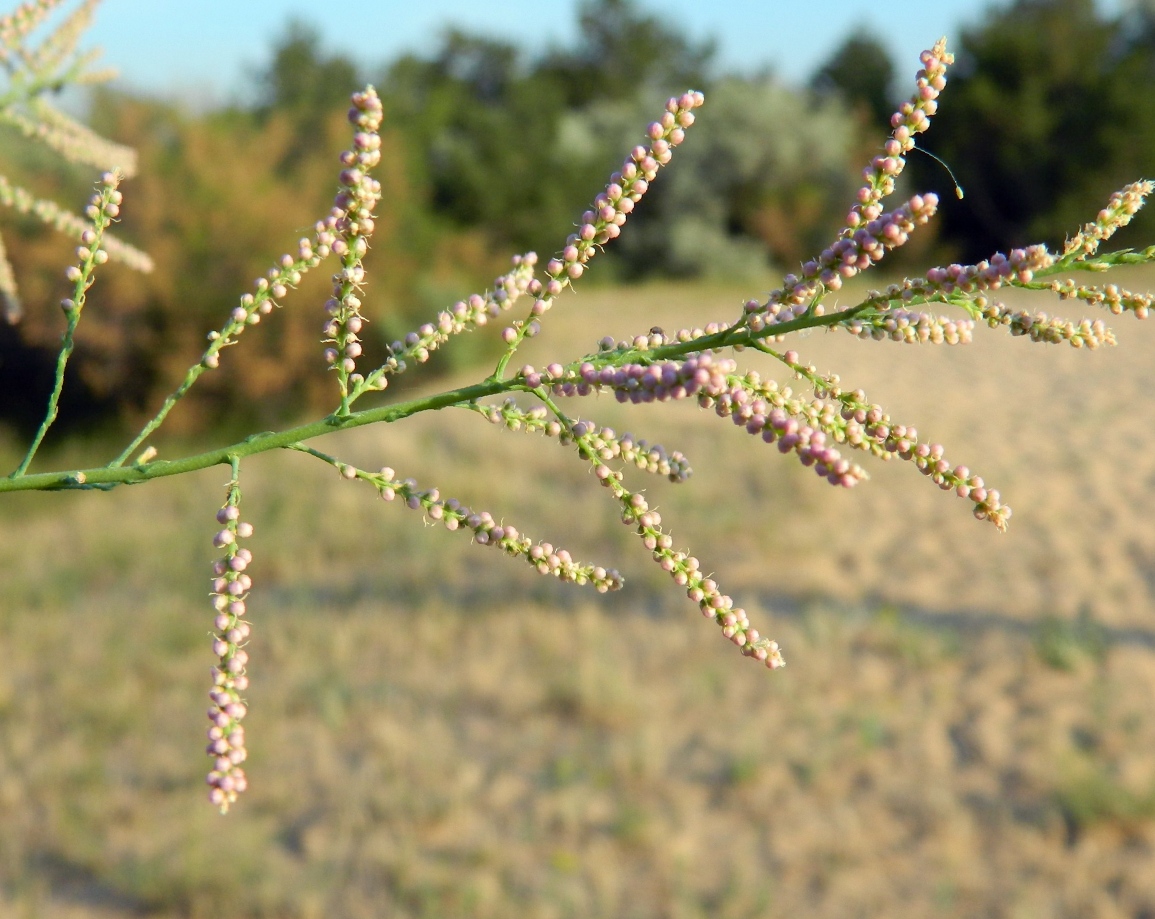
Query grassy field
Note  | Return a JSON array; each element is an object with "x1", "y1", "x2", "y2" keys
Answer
[{"x1": 3, "y1": 273, "x2": 1155, "y2": 917}]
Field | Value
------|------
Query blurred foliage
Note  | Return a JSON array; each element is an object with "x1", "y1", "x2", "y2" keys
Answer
[
  {"x1": 379, "y1": 0, "x2": 717, "y2": 258},
  {"x1": 910, "y1": 0, "x2": 1155, "y2": 261},
  {"x1": 810, "y1": 27, "x2": 896, "y2": 130},
  {"x1": 2, "y1": 0, "x2": 1154, "y2": 441}
]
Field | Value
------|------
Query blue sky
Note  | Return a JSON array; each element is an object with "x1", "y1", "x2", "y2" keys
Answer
[{"x1": 82, "y1": 0, "x2": 1127, "y2": 105}]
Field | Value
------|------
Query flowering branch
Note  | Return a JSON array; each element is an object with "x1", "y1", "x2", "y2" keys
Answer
[{"x1": 2, "y1": 18, "x2": 1153, "y2": 814}]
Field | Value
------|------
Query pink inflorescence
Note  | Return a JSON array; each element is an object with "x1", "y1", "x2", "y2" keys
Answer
[
  {"x1": 551, "y1": 354, "x2": 866, "y2": 488},
  {"x1": 922, "y1": 246, "x2": 1051, "y2": 292},
  {"x1": 659, "y1": 540, "x2": 785, "y2": 670},
  {"x1": 1063, "y1": 180, "x2": 1154, "y2": 259},
  {"x1": 851, "y1": 39, "x2": 955, "y2": 222},
  {"x1": 747, "y1": 193, "x2": 939, "y2": 331},
  {"x1": 1049, "y1": 279, "x2": 1152, "y2": 321},
  {"x1": 979, "y1": 297, "x2": 1116, "y2": 348},
  {"x1": 206, "y1": 501, "x2": 255, "y2": 813},
  {"x1": 322, "y1": 88, "x2": 384, "y2": 391},
  {"x1": 740, "y1": 39, "x2": 957, "y2": 336},
  {"x1": 547, "y1": 349, "x2": 1012, "y2": 528},
  {"x1": 841, "y1": 308, "x2": 975, "y2": 344},
  {"x1": 199, "y1": 93, "x2": 390, "y2": 375},
  {"x1": 0, "y1": 1, "x2": 56, "y2": 50},
  {"x1": 777, "y1": 355, "x2": 1012, "y2": 529},
  {"x1": 857, "y1": 246, "x2": 1056, "y2": 317}
]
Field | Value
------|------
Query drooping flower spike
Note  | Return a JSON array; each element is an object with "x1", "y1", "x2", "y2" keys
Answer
[
  {"x1": 205, "y1": 462, "x2": 255, "y2": 814},
  {"x1": 288, "y1": 444, "x2": 625, "y2": 593}
]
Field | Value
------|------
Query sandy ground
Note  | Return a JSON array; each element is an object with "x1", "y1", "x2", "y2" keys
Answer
[{"x1": 3, "y1": 271, "x2": 1155, "y2": 917}]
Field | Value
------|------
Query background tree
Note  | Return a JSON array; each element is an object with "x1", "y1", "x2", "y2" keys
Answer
[
  {"x1": 909, "y1": 0, "x2": 1155, "y2": 261},
  {"x1": 381, "y1": 31, "x2": 574, "y2": 251},
  {"x1": 536, "y1": 0, "x2": 715, "y2": 108},
  {"x1": 809, "y1": 28, "x2": 896, "y2": 130}
]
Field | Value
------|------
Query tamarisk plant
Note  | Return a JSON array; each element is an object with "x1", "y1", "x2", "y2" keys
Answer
[
  {"x1": 0, "y1": 0, "x2": 151, "y2": 323},
  {"x1": 2, "y1": 25, "x2": 1153, "y2": 815}
]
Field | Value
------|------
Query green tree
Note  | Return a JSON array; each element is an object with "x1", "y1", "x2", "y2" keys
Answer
[
  {"x1": 537, "y1": 0, "x2": 715, "y2": 108},
  {"x1": 382, "y1": 31, "x2": 575, "y2": 250},
  {"x1": 254, "y1": 20, "x2": 360, "y2": 118},
  {"x1": 911, "y1": 0, "x2": 1155, "y2": 261},
  {"x1": 252, "y1": 20, "x2": 361, "y2": 169},
  {"x1": 809, "y1": 28, "x2": 896, "y2": 129}
]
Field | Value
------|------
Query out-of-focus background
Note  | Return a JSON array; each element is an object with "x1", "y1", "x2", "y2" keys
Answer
[{"x1": 3, "y1": 1, "x2": 1155, "y2": 916}]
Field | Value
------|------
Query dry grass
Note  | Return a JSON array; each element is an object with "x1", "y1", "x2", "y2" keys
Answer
[{"x1": 3, "y1": 272, "x2": 1155, "y2": 917}]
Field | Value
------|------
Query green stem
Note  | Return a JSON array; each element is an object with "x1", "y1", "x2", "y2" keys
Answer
[
  {"x1": 10, "y1": 306, "x2": 80, "y2": 476},
  {"x1": 109, "y1": 362, "x2": 210, "y2": 468},
  {"x1": 110, "y1": 248, "x2": 326, "y2": 468},
  {"x1": 0, "y1": 377, "x2": 512, "y2": 494},
  {"x1": 9, "y1": 244, "x2": 1150, "y2": 493},
  {"x1": 9, "y1": 176, "x2": 117, "y2": 477}
]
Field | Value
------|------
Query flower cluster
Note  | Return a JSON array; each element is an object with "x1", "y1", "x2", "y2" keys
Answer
[
  {"x1": 854, "y1": 40, "x2": 954, "y2": 220},
  {"x1": 474, "y1": 398, "x2": 693, "y2": 483},
  {"x1": 372, "y1": 464, "x2": 624, "y2": 591},
  {"x1": 978, "y1": 298, "x2": 1115, "y2": 348},
  {"x1": 598, "y1": 324, "x2": 731, "y2": 356},
  {"x1": 776, "y1": 354, "x2": 1013, "y2": 529},
  {"x1": 1048, "y1": 278, "x2": 1153, "y2": 320},
  {"x1": 0, "y1": 0, "x2": 57, "y2": 49},
  {"x1": 518, "y1": 331, "x2": 721, "y2": 393},
  {"x1": 0, "y1": 174, "x2": 152, "y2": 274},
  {"x1": 745, "y1": 193, "x2": 940, "y2": 332},
  {"x1": 858, "y1": 246, "x2": 1055, "y2": 316},
  {"x1": 367, "y1": 254, "x2": 540, "y2": 388},
  {"x1": 112, "y1": 90, "x2": 386, "y2": 467},
  {"x1": 498, "y1": 92, "x2": 704, "y2": 356},
  {"x1": 3, "y1": 100, "x2": 137, "y2": 176},
  {"x1": 206, "y1": 479, "x2": 255, "y2": 813},
  {"x1": 542, "y1": 346, "x2": 1013, "y2": 528},
  {"x1": 0, "y1": 0, "x2": 151, "y2": 323},
  {"x1": 1061, "y1": 180, "x2": 1154, "y2": 259},
  {"x1": 289, "y1": 445, "x2": 625, "y2": 592},
  {"x1": 10, "y1": 171, "x2": 121, "y2": 476},
  {"x1": 560, "y1": 415, "x2": 784, "y2": 670},
  {"x1": 12, "y1": 0, "x2": 98, "y2": 76},
  {"x1": 841, "y1": 308, "x2": 974, "y2": 344},
  {"x1": 322, "y1": 88, "x2": 384, "y2": 408},
  {"x1": 58, "y1": 171, "x2": 119, "y2": 316},
  {"x1": 546, "y1": 354, "x2": 862, "y2": 488},
  {"x1": 202, "y1": 236, "x2": 324, "y2": 371}
]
